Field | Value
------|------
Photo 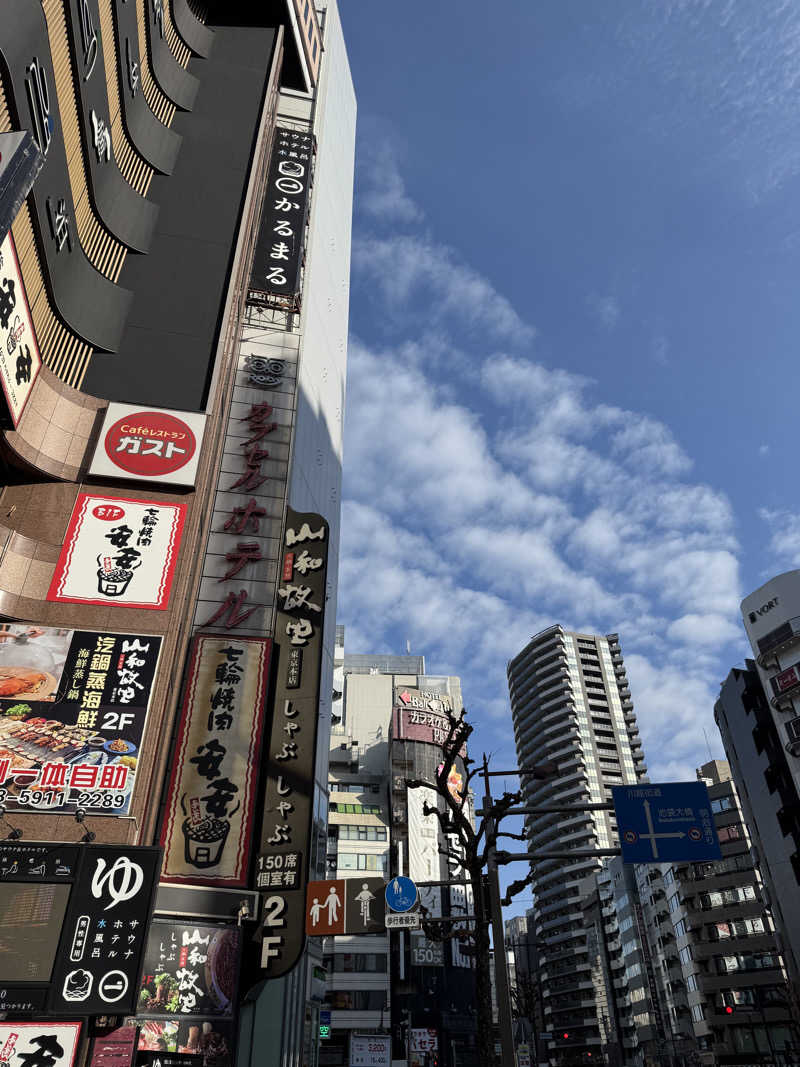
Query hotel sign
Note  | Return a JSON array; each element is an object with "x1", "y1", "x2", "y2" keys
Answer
[
  {"x1": 0, "y1": 231, "x2": 42, "y2": 426},
  {"x1": 250, "y1": 126, "x2": 314, "y2": 300},
  {"x1": 259, "y1": 508, "x2": 329, "y2": 978},
  {"x1": 161, "y1": 635, "x2": 271, "y2": 887}
]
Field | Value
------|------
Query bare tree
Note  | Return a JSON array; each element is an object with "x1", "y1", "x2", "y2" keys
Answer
[{"x1": 404, "y1": 705, "x2": 526, "y2": 1067}]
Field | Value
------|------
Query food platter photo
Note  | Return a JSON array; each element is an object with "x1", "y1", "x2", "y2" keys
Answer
[{"x1": 0, "y1": 668, "x2": 59, "y2": 702}]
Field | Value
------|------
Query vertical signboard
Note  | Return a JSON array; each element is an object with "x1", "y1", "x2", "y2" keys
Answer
[
  {"x1": 161, "y1": 636, "x2": 271, "y2": 887},
  {"x1": 0, "y1": 231, "x2": 42, "y2": 426},
  {"x1": 258, "y1": 509, "x2": 329, "y2": 978},
  {"x1": 407, "y1": 785, "x2": 443, "y2": 919},
  {"x1": 47, "y1": 495, "x2": 186, "y2": 610},
  {"x1": 250, "y1": 127, "x2": 314, "y2": 300}
]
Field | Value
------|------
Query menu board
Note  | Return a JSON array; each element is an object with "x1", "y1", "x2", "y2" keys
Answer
[{"x1": 0, "y1": 630, "x2": 161, "y2": 815}]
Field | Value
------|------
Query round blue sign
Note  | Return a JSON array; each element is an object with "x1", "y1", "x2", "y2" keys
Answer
[{"x1": 385, "y1": 876, "x2": 418, "y2": 913}]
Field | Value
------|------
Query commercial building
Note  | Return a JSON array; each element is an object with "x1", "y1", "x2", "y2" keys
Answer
[
  {"x1": 714, "y1": 570, "x2": 800, "y2": 987},
  {"x1": 319, "y1": 641, "x2": 478, "y2": 1067},
  {"x1": 0, "y1": 4, "x2": 355, "y2": 1067},
  {"x1": 632, "y1": 760, "x2": 796, "y2": 1066},
  {"x1": 507, "y1": 627, "x2": 646, "y2": 1061}
]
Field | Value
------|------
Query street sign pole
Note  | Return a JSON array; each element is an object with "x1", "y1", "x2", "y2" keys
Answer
[{"x1": 483, "y1": 758, "x2": 516, "y2": 1067}]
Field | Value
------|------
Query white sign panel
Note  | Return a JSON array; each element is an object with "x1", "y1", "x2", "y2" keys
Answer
[
  {"x1": 350, "y1": 1034, "x2": 391, "y2": 1067},
  {"x1": 89, "y1": 402, "x2": 207, "y2": 487},
  {"x1": 0, "y1": 1023, "x2": 81, "y2": 1067},
  {"x1": 407, "y1": 785, "x2": 442, "y2": 918},
  {"x1": 385, "y1": 912, "x2": 420, "y2": 930},
  {"x1": 47, "y1": 494, "x2": 186, "y2": 610},
  {"x1": 0, "y1": 231, "x2": 42, "y2": 426}
]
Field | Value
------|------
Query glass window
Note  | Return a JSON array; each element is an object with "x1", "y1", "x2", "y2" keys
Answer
[
  {"x1": 691, "y1": 1004, "x2": 705, "y2": 1022},
  {"x1": 0, "y1": 883, "x2": 71, "y2": 982},
  {"x1": 686, "y1": 973, "x2": 699, "y2": 992},
  {"x1": 717, "y1": 824, "x2": 743, "y2": 843},
  {"x1": 711, "y1": 795, "x2": 735, "y2": 814}
]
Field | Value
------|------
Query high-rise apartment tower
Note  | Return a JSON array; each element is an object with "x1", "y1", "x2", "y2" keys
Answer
[{"x1": 507, "y1": 627, "x2": 647, "y2": 1060}]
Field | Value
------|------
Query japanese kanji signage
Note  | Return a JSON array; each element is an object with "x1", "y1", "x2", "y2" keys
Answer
[
  {"x1": 161, "y1": 636, "x2": 271, "y2": 887},
  {"x1": 250, "y1": 126, "x2": 314, "y2": 300},
  {"x1": 89, "y1": 404, "x2": 206, "y2": 487},
  {"x1": 258, "y1": 508, "x2": 329, "y2": 978},
  {"x1": 138, "y1": 920, "x2": 241, "y2": 1019},
  {"x1": 48, "y1": 845, "x2": 162, "y2": 1014},
  {"x1": 0, "y1": 1023, "x2": 81, "y2": 1067},
  {"x1": 0, "y1": 230, "x2": 42, "y2": 426},
  {"x1": 48, "y1": 495, "x2": 186, "y2": 610},
  {"x1": 0, "y1": 629, "x2": 161, "y2": 816},
  {"x1": 0, "y1": 844, "x2": 160, "y2": 1016}
]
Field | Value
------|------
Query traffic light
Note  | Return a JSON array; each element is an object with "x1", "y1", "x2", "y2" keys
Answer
[
  {"x1": 562, "y1": 1033, "x2": 569, "y2": 1040},
  {"x1": 725, "y1": 1005, "x2": 734, "y2": 1015}
]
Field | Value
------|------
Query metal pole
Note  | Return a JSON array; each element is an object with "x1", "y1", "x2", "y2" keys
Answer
[{"x1": 483, "y1": 756, "x2": 516, "y2": 1067}]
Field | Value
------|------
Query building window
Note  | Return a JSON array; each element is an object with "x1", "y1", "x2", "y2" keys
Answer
[
  {"x1": 336, "y1": 825, "x2": 387, "y2": 841},
  {"x1": 323, "y1": 953, "x2": 388, "y2": 973},
  {"x1": 717, "y1": 824, "x2": 743, "y2": 844},
  {"x1": 691, "y1": 1003, "x2": 706, "y2": 1022},
  {"x1": 668, "y1": 893, "x2": 681, "y2": 913},
  {"x1": 673, "y1": 919, "x2": 687, "y2": 938},
  {"x1": 679, "y1": 945, "x2": 693, "y2": 965},
  {"x1": 337, "y1": 853, "x2": 388, "y2": 872},
  {"x1": 312, "y1": 38, "x2": 318, "y2": 59},
  {"x1": 710, "y1": 796, "x2": 735, "y2": 814},
  {"x1": 686, "y1": 973, "x2": 699, "y2": 992}
]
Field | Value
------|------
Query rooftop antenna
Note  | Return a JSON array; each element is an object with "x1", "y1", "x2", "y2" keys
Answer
[{"x1": 702, "y1": 727, "x2": 714, "y2": 761}]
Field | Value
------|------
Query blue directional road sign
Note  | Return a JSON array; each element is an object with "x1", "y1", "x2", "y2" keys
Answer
[
  {"x1": 319, "y1": 1010, "x2": 331, "y2": 1026},
  {"x1": 385, "y1": 875, "x2": 418, "y2": 912},
  {"x1": 612, "y1": 782, "x2": 721, "y2": 863}
]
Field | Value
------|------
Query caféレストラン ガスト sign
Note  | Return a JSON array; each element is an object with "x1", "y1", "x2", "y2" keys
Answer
[{"x1": 47, "y1": 495, "x2": 186, "y2": 610}]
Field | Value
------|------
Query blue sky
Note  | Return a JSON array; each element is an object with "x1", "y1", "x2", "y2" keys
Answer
[{"x1": 335, "y1": 1, "x2": 800, "y2": 906}]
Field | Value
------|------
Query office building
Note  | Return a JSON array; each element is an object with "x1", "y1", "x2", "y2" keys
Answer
[
  {"x1": 0, "y1": 4, "x2": 355, "y2": 1066},
  {"x1": 507, "y1": 627, "x2": 646, "y2": 1061},
  {"x1": 715, "y1": 570, "x2": 800, "y2": 986},
  {"x1": 319, "y1": 642, "x2": 478, "y2": 1067},
  {"x1": 633, "y1": 761, "x2": 796, "y2": 1066}
]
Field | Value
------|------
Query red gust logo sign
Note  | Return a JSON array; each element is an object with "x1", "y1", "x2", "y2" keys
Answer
[{"x1": 104, "y1": 410, "x2": 197, "y2": 477}]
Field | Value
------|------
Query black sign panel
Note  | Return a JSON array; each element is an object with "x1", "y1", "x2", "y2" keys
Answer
[
  {"x1": 48, "y1": 845, "x2": 162, "y2": 1015},
  {"x1": 0, "y1": 2, "x2": 131, "y2": 351},
  {"x1": 144, "y1": 0, "x2": 198, "y2": 111},
  {"x1": 137, "y1": 1054, "x2": 202, "y2": 1067},
  {"x1": 0, "y1": 842, "x2": 79, "y2": 881},
  {"x1": 138, "y1": 920, "x2": 241, "y2": 1019},
  {"x1": 258, "y1": 508, "x2": 329, "y2": 978},
  {"x1": 0, "y1": 986, "x2": 48, "y2": 1014},
  {"x1": 63, "y1": 0, "x2": 157, "y2": 251},
  {"x1": 110, "y1": 0, "x2": 181, "y2": 174},
  {"x1": 250, "y1": 128, "x2": 314, "y2": 300}
]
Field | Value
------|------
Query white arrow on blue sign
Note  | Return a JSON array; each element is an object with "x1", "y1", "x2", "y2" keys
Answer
[
  {"x1": 384, "y1": 875, "x2": 418, "y2": 912},
  {"x1": 612, "y1": 781, "x2": 721, "y2": 863}
]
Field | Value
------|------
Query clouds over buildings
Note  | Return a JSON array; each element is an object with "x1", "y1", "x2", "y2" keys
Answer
[{"x1": 343, "y1": 132, "x2": 745, "y2": 780}]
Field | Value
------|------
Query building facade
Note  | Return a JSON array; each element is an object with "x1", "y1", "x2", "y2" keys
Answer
[
  {"x1": 507, "y1": 627, "x2": 646, "y2": 1062},
  {"x1": 631, "y1": 761, "x2": 796, "y2": 1067},
  {"x1": 714, "y1": 570, "x2": 800, "y2": 988},
  {"x1": 0, "y1": 5, "x2": 355, "y2": 1067}
]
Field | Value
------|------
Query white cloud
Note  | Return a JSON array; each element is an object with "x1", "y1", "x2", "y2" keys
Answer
[
  {"x1": 353, "y1": 235, "x2": 535, "y2": 346},
  {"x1": 759, "y1": 508, "x2": 800, "y2": 569},
  {"x1": 356, "y1": 135, "x2": 423, "y2": 225},
  {"x1": 759, "y1": 443, "x2": 770, "y2": 456},
  {"x1": 341, "y1": 149, "x2": 745, "y2": 782},
  {"x1": 587, "y1": 293, "x2": 621, "y2": 329}
]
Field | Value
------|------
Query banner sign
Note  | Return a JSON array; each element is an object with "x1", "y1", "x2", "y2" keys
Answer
[
  {"x1": 48, "y1": 495, "x2": 186, "y2": 610},
  {"x1": 0, "y1": 630, "x2": 161, "y2": 816},
  {"x1": 89, "y1": 403, "x2": 207, "y2": 487},
  {"x1": 138, "y1": 920, "x2": 241, "y2": 1019},
  {"x1": 0, "y1": 1023, "x2": 81, "y2": 1067},
  {"x1": 250, "y1": 126, "x2": 314, "y2": 300},
  {"x1": 161, "y1": 636, "x2": 271, "y2": 887},
  {"x1": 259, "y1": 508, "x2": 329, "y2": 978},
  {"x1": 136, "y1": 921, "x2": 240, "y2": 1067},
  {"x1": 0, "y1": 844, "x2": 161, "y2": 1016},
  {"x1": 0, "y1": 230, "x2": 42, "y2": 426}
]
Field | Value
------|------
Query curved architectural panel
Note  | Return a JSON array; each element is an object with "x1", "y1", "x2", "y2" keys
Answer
[
  {"x1": 171, "y1": 0, "x2": 213, "y2": 58},
  {"x1": 2, "y1": 364, "x2": 102, "y2": 481},
  {"x1": 65, "y1": 0, "x2": 158, "y2": 251},
  {"x1": 0, "y1": 1, "x2": 132, "y2": 351},
  {"x1": 111, "y1": 0, "x2": 181, "y2": 173},
  {"x1": 144, "y1": 0, "x2": 199, "y2": 111}
]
